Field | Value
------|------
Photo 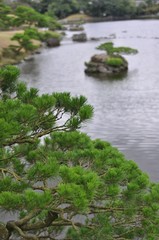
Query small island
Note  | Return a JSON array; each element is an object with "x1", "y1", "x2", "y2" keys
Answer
[{"x1": 85, "y1": 42, "x2": 138, "y2": 76}]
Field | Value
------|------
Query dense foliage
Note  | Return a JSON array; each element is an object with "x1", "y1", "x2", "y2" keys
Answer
[
  {"x1": 27, "y1": 0, "x2": 159, "y2": 19},
  {"x1": 0, "y1": 1, "x2": 14, "y2": 30},
  {"x1": 45, "y1": 0, "x2": 137, "y2": 18},
  {"x1": 47, "y1": 0, "x2": 80, "y2": 19},
  {"x1": 0, "y1": 1, "x2": 61, "y2": 30},
  {"x1": 13, "y1": 5, "x2": 61, "y2": 29},
  {"x1": 1, "y1": 0, "x2": 159, "y2": 23},
  {"x1": 1, "y1": 66, "x2": 159, "y2": 239}
]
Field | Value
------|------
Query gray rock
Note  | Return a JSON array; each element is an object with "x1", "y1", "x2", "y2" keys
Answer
[
  {"x1": 46, "y1": 38, "x2": 60, "y2": 47},
  {"x1": 91, "y1": 54, "x2": 107, "y2": 63},
  {"x1": 72, "y1": 33, "x2": 87, "y2": 42}
]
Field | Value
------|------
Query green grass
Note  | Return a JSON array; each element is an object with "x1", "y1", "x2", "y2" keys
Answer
[
  {"x1": 62, "y1": 13, "x2": 93, "y2": 21},
  {"x1": 106, "y1": 56, "x2": 124, "y2": 67}
]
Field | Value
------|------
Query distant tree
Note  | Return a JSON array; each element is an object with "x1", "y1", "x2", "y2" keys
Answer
[
  {"x1": 84, "y1": 0, "x2": 107, "y2": 17},
  {"x1": 86, "y1": 0, "x2": 136, "y2": 17},
  {"x1": 37, "y1": 0, "x2": 53, "y2": 13},
  {"x1": 141, "y1": 0, "x2": 159, "y2": 14},
  {"x1": 136, "y1": 2, "x2": 147, "y2": 16},
  {"x1": 11, "y1": 5, "x2": 61, "y2": 29},
  {"x1": 1, "y1": 65, "x2": 159, "y2": 239},
  {"x1": 47, "y1": 0, "x2": 80, "y2": 18},
  {"x1": 112, "y1": 0, "x2": 136, "y2": 17},
  {"x1": 145, "y1": 0, "x2": 158, "y2": 6},
  {"x1": 13, "y1": 5, "x2": 45, "y2": 27},
  {"x1": 23, "y1": 0, "x2": 137, "y2": 18}
]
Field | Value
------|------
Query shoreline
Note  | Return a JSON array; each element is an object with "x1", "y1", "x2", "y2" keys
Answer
[
  {"x1": 1, "y1": 15, "x2": 159, "y2": 67},
  {"x1": 59, "y1": 14, "x2": 159, "y2": 24}
]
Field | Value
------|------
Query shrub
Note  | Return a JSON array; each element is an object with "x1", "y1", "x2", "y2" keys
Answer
[{"x1": 39, "y1": 31, "x2": 62, "y2": 42}]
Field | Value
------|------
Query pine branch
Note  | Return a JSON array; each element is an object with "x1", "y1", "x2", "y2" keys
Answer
[
  {"x1": 15, "y1": 210, "x2": 40, "y2": 226},
  {"x1": 6, "y1": 221, "x2": 38, "y2": 240},
  {"x1": 21, "y1": 211, "x2": 58, "y2": 231},
  {"x1": 2, "y1": 125, "x2": 68, "y2": 147}
]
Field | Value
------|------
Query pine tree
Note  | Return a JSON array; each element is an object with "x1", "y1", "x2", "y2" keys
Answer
[{"x1": 0, "y1": 65, "x2": 159, "y2": 239}]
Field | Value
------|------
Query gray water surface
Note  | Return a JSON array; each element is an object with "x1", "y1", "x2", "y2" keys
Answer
[{"x1": 19, "y1": 20, "x2": 159, "y2": 181}]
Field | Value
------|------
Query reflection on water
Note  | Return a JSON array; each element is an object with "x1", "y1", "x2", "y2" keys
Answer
[{"x1": 19, "y1": 20, "x2": 159, "y2": 182}]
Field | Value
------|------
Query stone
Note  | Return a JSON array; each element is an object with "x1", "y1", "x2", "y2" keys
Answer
[
  {"x1": 91, "y1": 54, "x2": 108, "y2": 63},
  {"x1": 72, "y1": 33, "x2": 87, "y2": 42},
  {"x1": 46, "y1": 38, "x2": 60, "y2": 47}
]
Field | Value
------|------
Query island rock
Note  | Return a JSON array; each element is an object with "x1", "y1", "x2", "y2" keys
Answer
[{"x1": 85, "y1": 53, "x2": 128, "y2": 75}]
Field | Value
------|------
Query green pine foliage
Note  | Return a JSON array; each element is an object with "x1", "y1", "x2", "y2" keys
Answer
[
  {"x1": 0, "y1": 65, "x2": 20, "y2": 94},
  {"x1": 0, "y1": 2, "x2": 14, "y2": 30},
  {"x1": 97, "y1": 42, "x2": 138, "y2": 55},
  {"x1": 10, "y1": 27, "x2": 62, "y2": 54},
  {"x1": 10, "y1": 28, "x2": 40, "y2": 54},
  {"x1": 1, "y1": 65, "x2": 159, "y2": 239}
]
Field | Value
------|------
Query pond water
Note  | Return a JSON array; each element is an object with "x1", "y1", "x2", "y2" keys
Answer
[{"x1": 19, "y1": 19, "x2": 159, "y2": 182}]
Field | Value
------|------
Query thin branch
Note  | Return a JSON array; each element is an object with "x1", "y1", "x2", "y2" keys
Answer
[
  {"x1": 2, "y1": 125, "x2": 68, "y2": 147},
  {"x1": 0, "y1": 168, "x2": 21, "y2": 181}
]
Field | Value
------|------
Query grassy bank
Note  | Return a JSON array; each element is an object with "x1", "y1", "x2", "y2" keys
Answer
[
  {"x1": 0, "y1": 30, "x2": 40, "y2": 66},
  {"x1": 59, "y1": 13, "x2": 94, "y2": 24},
  {"x1": 0, "y1": 30, "x2": 21, "y2": 48},
  {"x1": 60, "y1": 13, "x2": 159, "y2": 25},
  {"x1": 0, "y1": 30, "x2": 21, "y2": 66}
]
